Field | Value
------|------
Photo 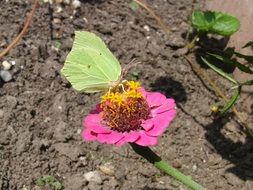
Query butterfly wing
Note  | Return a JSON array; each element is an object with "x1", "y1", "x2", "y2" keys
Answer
[{"x1": 61, "y1": 31, "x2": 122, "y2": 92}]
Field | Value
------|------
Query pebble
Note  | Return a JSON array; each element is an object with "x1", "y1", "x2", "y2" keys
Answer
[
  {"x1": 143, "y1": 25, "x2": 150, "y2": 32},
  {"x1": 0, "y1": 70, "x2": 12, "y2": 82},
  {"x1": 2, "y1": 61, "x2": 11, "y2": 70},
  {"x1": 72, "y1": 0, "x2": 81, "y2": 8},
  {"x1": 99, "y1": 163, "x2": 115, "y2": 176},
  {"x1": 84, "y1": 171, "x2": 102, "y2": 184},
  {"x1": 11, "y1": 61, "x2": 16, "y2": 66},
  {"x1": 53, "y1": 18, "x2": 61, "y2": 24}
]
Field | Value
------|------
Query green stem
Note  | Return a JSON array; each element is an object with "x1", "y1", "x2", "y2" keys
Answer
[
  {"x1": 130, "y1": 143, "x2": 206, "y2": 190},
  {"x1": 187, "y1": 35, "x2": 199, "y2": 50}
]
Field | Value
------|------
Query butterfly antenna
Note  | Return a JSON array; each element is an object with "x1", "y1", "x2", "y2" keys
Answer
[{"x1": 122, "y1": 58, "x2": 141, "y2": 78}]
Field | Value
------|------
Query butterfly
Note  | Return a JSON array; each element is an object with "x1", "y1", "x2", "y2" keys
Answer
[{"x1": 61, "y1": 31, "x2": 125, "y2": 93}]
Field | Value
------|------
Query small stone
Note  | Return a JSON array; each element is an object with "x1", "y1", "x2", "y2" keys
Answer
[
  {"x1": 0, "y1": 70, "x2": 12, "y2": 82},
  {"x1": 11, "y1": 61, "x2": 16, "y2": 66},
  {"x1": 143, "y1": 25, "x2": 150, "y2": 32},
  {"x1": 192, "y1": 164, "x2": 197, "y2": 172},
  {"x1": 53, "y1": 18, "x2": 61, "y2": 24},
  {"x1": 84, "y1": 171, "x2": 102, "y2": 185},
  {"x1": 99, "y1": 163, "x2": 115, "y2": 176},
  {"x1": 72, "y1": 0, "x2": 81, "y2": 8},
  {"x1": 56, "y1": 6, "x2": 63, "y2": 13},
  {"x1": 2, "y1": 61, "x2": 11, "y2": 70}
]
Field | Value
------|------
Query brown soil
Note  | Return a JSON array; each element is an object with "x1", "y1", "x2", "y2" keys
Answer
[{"x1": 0, "y1": 0, "x2": 252, "y2": 190}]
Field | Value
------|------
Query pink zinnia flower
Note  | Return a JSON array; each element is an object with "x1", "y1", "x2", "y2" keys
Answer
[{"x1": 81, "y1": 81, "x2": 176, "y2": 146}]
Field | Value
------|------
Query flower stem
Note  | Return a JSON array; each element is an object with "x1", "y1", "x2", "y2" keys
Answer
[{"x1": 130, "y1": 143, "x2": 206, "y2": 190}]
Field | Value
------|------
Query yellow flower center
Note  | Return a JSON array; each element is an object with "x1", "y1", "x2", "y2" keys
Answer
[{"x1": 100, "y1": 81, "x2": 150, "y2": 132}]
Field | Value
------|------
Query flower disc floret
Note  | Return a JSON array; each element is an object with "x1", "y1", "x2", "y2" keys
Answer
[{"x1": 101, "y1": 81, "x2": 150, "y2": 132}]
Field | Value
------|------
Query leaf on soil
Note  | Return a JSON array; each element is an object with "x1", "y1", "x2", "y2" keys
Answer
[
  {"x1": 220, "y1": 86, "x2": 241, "y2": 115},
  {"x1": 201, "y1": 56, "x2": 238, "y2": 84}
]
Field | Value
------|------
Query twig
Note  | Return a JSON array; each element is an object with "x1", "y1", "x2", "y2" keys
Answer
[
  {"x1": 0, "y1": 0, "x2": 39, "y2": 59},
  {"x1": 133, "y1": 0, "x2": 170, "y2": 34},
  {"x1": 184, "y1": 55, "x2": 253, "y2": 136}
]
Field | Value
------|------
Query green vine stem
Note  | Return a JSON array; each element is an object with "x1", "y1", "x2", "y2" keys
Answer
[
  {"x1": 130, "y1": 143, "x2": 206, "y2": 190},
  {"x1": 187, "y1": 35, "x2": 199, "y2": 50}
]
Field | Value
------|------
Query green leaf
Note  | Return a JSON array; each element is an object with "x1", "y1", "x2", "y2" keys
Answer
[
  {"x1": 190, "y1": 11, "x2": 240, "y2": 36},
  {"x1": 234, "y1": 52, "x2": 253, "y2": 64},
  {"x1": 220, "y1": 86, "x2": 241, "y2": 115},
  {"x1": 36, "y1": 175, "x2": 63, "y2": 190},
  {"x1": 210, "y1": 12, "x2": 240, "y2": 36},
  {"x1": 208, "y1": 53, "x2": 253, "y2": 74},
  {"x1": 129, "y1": 1, "x2": 139, "y2": 11},
  {"x1": 190, "y1": 11, "x2": 215, "y2": 32},
  {"x1": 243, "y1": 41, "x2": 253, "y2": 48},
  {"x1": 201, "y1": 56, "x2": 238, "y2": 84},
  {"x1": 51, "y1": 181, "x2": 63, "y2": 189}
]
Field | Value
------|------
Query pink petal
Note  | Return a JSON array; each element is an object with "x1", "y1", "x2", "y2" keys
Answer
[
  {"x1": 146, "y1": 110, "x2": 176, "y2": 136},
  {"x1": 141, "y1": 121, "x2": 154, "y2": 131},
  {"x1": 84, "y1": 114, "x2": 110, "y2": 134},
  {"x1": 146, "y1": 92, "x2": 167, "y2": 107},
  {"x1": 151, "y1": 99, "x2": 176, "y2": 115},
  {"x1": 81, "y1": 129, "x2": 97, "y2": 141},
  {"x1": 115, "y1": 131, "x2": 141, "y2": 146},
  {"x1": 97, "y1": 131, "x2": 124, "y2": 144},
  {"x1": 84, "y1": 114, "x2": 101, "y2": 126},
  {"x1": 134, "y1": 131, "x2": 158, "y2": 146}
]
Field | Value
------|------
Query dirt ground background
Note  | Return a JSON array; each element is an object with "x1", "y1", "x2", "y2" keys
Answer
[{"x1": 0, "y1": 0, "x2": 253, "y2": 189}]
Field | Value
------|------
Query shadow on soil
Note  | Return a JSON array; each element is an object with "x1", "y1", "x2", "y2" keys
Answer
[
  {"x1": 205, "y1": 117, "x2": 253, "y2": 180},
  {"x1": 150, "y1": 76, "x2": 187, "y2": 104},
  {"x1": 187, "y1": 34, "x2": 253, "y2": 180}
]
